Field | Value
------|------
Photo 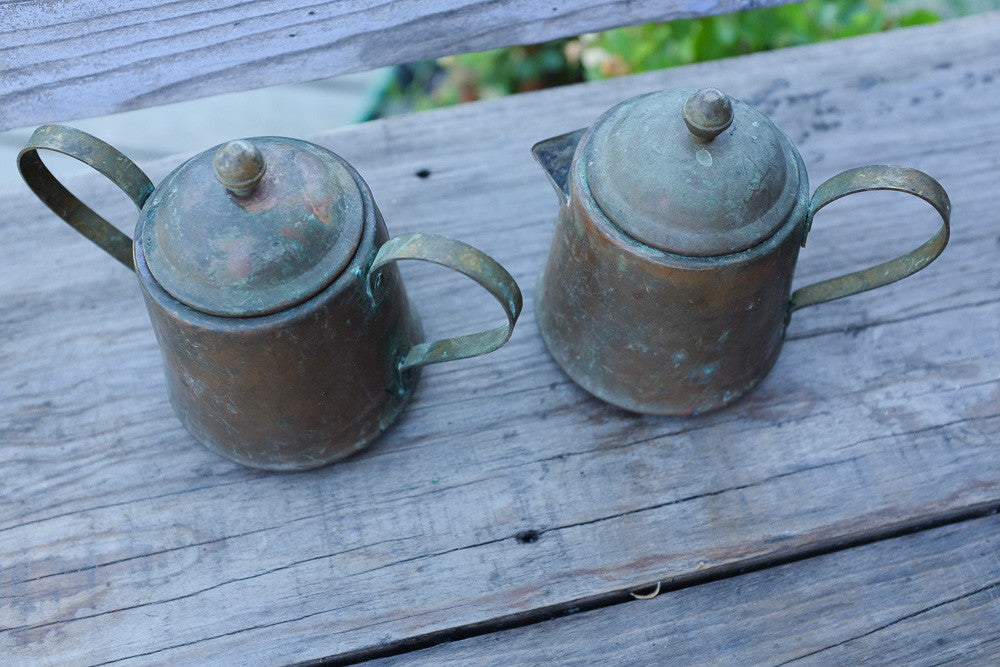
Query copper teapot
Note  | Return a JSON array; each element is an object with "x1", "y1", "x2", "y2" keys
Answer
[
  {"x1": 19, "y1": 126, "x2": 522, "y2": 470},
  {"x1": 533, "y1": 88, "x2": 950, "y2": 415}
]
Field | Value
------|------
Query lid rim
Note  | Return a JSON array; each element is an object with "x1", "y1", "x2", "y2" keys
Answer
[
  {"x1": 571, "y1": 149, "x2": 811, "y2": 264},
  {"x1": 134, "y1": 203, "x2": 375, "y2": 323},
  {"x1": 579, "y1": 88, "x2": 803, "y2": 258},
  {"x1": 587, "y1": 173, "x2": 806, "y2": 259},
  {"x1": 140, "y1": 137, "x2": 366, "y2": 317}
]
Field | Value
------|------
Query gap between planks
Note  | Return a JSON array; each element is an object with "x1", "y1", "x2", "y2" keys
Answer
[{"x1": 312, "y1": 500, "x2": 1000, "y2": 666}]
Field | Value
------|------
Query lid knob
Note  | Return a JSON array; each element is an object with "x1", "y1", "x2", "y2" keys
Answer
[
  {"x1": 683, "y1": 88, "x2": 734, "y2": 142},
  {"x1": 214, "y1": 140, "x2": 266, "y2": 196}
]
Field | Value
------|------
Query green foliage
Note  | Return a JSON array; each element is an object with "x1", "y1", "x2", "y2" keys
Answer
[
  {"x1": 582, "y1": 0, "x2": 942, "y2": 79},
  {"x1": 421, "y1": 41, "x2": 582, "y2": 110},
  {"x1": 369, "y1": 0, "x2": 952, "y2": 117}
]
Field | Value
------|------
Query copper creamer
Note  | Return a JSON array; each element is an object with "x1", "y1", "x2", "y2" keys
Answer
[
  {"x1": 533, "y1": 88, "x2": 950, "y2": 415},
  {"x1": 19, "y1": 126, "x2": 521, "y2": 470}
]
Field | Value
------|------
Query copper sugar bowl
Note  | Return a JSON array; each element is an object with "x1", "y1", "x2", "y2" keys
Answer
[
  {"x1": 19, "y1": 126, "x2": 521, "y2": 470},
  {"x1": 533, "y1": 88, "x2": 950, "y2": 415}
]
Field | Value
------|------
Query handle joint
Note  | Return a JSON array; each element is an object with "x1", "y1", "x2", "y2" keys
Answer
[
  {"x1": 17, "y1": 125, "x2": 154, "y2": 270},
  {"x1": 790, "y1": 165, "x2": 950, "y2": 312},
  {"x1": 369, "y1": 233, "x2": 522, "y2": 371}
]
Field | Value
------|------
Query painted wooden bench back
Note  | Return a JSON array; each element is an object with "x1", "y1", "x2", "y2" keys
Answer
[{"x1": 1, "y1": 0, "x2": 794, "y2": 130}]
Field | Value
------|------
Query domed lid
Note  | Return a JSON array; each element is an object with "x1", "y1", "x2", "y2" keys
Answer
[
  {"x1": 583, "y1": 88, "x2": 802, "y2": 256},
  {"x1": 140, "y1": 137, "x2": 364, "y2": 317}
]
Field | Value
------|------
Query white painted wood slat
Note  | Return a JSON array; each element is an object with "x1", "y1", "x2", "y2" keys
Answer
[{"x1": 0, "y1": 0, "x2": 794, "y2": 130}]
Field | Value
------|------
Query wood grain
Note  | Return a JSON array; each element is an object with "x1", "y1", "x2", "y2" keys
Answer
[
  {"x1": 0, "y1": 0, "x2": 793, "y2": 131},
  {"x1": 1, "y1": 13, "x2": 999, "y2": 665},
  {"x1": 368, "y1": 513, "x2": 1000, "y2": 665}
]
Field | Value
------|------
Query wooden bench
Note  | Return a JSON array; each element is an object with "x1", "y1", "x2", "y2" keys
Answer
[{"x1": 2, "y1": 2, "x2": 998, "y2": 663}]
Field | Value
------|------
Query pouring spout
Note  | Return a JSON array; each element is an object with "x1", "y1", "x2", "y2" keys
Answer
[{"x1": 531, "y1": 128, "x2": 585, "y2": 201}]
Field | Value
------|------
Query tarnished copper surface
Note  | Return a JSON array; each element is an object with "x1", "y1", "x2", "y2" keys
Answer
[
  {"x1": 141, "y1": 137, "x2": 365, "y2": 318},
  {"x1": 536, "y1": 131, "x2": 810, "y2": 415},
  {"x1": 18, "y1": 125, "x2": 523, "y2": 471},
  {"x1": 136, "y1": 195, "x2": 424, "y2": 470},
  {"x1": 213, "y1": 140, "x2": 266, "y2": 196},
  {"x1": 683, "y1": 87, "x2": 734, "y2": 141},
  {"x1": 534, "y1": 88, "x2": 950, "y2": 416},
  {"x1": 583, "y1": 89, "x2": 800, "y2": 257}
]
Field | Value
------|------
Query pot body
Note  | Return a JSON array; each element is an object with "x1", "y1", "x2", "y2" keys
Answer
[
  {"x1": 20, "y1": 124, "x2": 524, "y2": 472},
  {"x1": 536, "y1": 148, "x2": 810, "y2": 415},
  {"x1": 135, "y1": 173, "x2": 422, "y2": 471}
]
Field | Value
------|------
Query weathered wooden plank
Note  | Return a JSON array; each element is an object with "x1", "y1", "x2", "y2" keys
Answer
[
  {"x1": 368, "y1": 514, "x2": 1000, "y2": 665},
  {"x1": 0, "y1": 0, "x2": 794, "y2": 131},
  {"x1": 1, "y1": 14, "x2": 999, "y2": 665}
]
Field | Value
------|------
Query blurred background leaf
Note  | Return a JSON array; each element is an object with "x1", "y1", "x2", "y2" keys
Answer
[{"x1": 367, "y1": 0, "x2": 991, "y2": 119}]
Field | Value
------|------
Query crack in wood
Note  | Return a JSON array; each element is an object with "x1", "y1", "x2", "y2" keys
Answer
[
  {"x1": 774, "y1": 578, "x2": 1000, "y2": 665},
  {"x1": 399, "y1": 344, "x2": 995, "y2": 438},
  {"x1": 90, "y1": 600, "x2": 473, "y2": 667},
  {"x1": 0, "y1": 476, "x2": 253, "y2": 534},
  {"x1": 341, "y1": 403, "x2": 851, "y2": 506},
  {"x1": 11, "y1": 413, "x2": 995, "y2": 602},
  {"x1": 547, "y1": 455, "x2": 865, "y2": 534},
  {"x1": 2, "y1": 534, "x2": 417, "y2": 635},
  {"x1": 0, "y1": 513, "x2": 328, "y2": 591},
  {"x1": 3, "y1": 10, "x2": 998, "y2": 664},
  {"x1": 843, "y1": 413, "x2": 1000, "y2": 452},
  {"x1": 317, "y1": 503, "x2": 1000, "y2": 665},
  {"x1": 787, "y1": 296, "x2": 999, "y2": 342},
  {"x1": 349, "y1": 454, "x2": 867, "y2": 580},
  {"x1": 89, "y1": 605, "x2": 352, "y2": 667}
]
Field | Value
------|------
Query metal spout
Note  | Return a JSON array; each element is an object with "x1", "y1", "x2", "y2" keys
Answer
[{"x1": 531, "y1": 128, "x2": 585, "y2": 201}]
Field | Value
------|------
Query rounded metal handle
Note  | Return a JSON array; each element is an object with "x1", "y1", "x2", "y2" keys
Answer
[
  {"x1": 790, "y1": 164, "x2": 951, "y2": 312},
  {"x1": 369, "y1": 232, "x2": 522, "y2": 372},
  {"x1": 17, "y1": 124, "x2": 154, "y2": 270}
]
